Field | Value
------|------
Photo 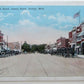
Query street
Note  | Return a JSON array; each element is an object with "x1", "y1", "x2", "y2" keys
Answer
[{"x1": 0, "y1": 53, "x2": 84, "y2": 77}]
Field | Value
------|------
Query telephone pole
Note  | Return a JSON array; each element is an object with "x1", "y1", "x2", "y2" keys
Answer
[
  {"x1": 7, "y1": 35, "x2": 8, "y2": 49},
  {"x1": 79, "y1": 10, "x2": 80, "y2": 25}
]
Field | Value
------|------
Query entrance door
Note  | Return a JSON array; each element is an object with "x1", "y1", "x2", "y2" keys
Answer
[{"x1": 81, "y1": 43, "x2": 84, "y2": 55}]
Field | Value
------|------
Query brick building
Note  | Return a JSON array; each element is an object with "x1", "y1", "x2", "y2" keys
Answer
[
  {"x1": 69, "y1": 22, "x2": 84, "y2": 55},
  {"x1": 0, "y1": 30, "x2": 3, "y2": 42},
  {"x1": 56, "y1": 37, "x2": 69, "y2": 48},
  {"x1": 8, "y1": 42, "x2": 20, "y2": 50},
  {"x1": 0, "y1": 30, "x2": 4, "y2": 48}
]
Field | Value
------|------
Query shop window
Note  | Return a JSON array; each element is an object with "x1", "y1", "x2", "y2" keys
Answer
[
  {"x1": 82, "y1": 35, "x2": 84, "y2": 38},
  {"x1": 77, "y1": 36, "x2": 81, "y2": 41},
  {"x1": 77, "y1": 43, "x2": 80, "y2": 46}
]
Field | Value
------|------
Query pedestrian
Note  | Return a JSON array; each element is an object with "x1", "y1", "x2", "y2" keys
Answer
[{"x1": 71, "y1": 48, "x2": 74, "y2": 57}]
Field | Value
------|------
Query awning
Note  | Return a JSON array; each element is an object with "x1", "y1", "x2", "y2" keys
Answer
[
  {"x1": 75, "y1": 46, "x2": 80, "y2": 48},
  {"x1": 70, "y1": 43, "x2": 76, "y2": 45}
]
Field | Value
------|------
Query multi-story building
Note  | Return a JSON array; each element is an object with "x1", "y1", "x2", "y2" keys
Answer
[
  {"x1": 0, "y1": 30, "x2": 3, "y2": 42},
  {"x1": 0, "y1": 30, "x2": 4, "y2": 48},
  {"x1": 69, "y1": 22, "x2": 84, "y2": 55},
  {"x1": 69, "y1": 26, "x2": 77, "y2": 48},
  {"x1": 56, "y1": 37, "x2": 69, "y2": 48},
  {"x1": 76, "y1": 23, "x2": 84, "y2": 54}
]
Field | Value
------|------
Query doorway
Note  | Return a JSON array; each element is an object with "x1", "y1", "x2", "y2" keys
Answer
[{"x1": 81, "y1": 42, "x2": 84, "y2": 55}]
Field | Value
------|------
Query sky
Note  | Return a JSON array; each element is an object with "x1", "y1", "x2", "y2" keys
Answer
[{"x1": 0, "y1": 6, "x2": 84, "y2": 44}]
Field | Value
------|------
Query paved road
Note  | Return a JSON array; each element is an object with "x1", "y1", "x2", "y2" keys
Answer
[{"x1": 0, "y1": 53, "x2": 84, "y2": 77}]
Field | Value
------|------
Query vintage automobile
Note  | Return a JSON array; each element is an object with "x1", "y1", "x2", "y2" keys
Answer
[
  {"x1": 0, "y1": 46, "x2": 21, "y2": 58},
  {"x1": 56, "y1": 47, "x2": 75, "y2": 58}
]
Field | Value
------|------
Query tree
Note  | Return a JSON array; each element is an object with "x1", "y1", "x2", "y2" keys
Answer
[
  {"x1": 30, "y1": 44, "x2": 46, "y2": 53},
  {"x1": 21, "y1": 41, "x2": 30, "y2": 52},
  {"x1": 30, "y1": 45, "x2": 38, "y2": 52},
  {"x1": 38, "y1": 44, "x2": 46, "y2": 53},
  {"x1": 21, "y1": 42, "x2": 46, "y2": 53}
]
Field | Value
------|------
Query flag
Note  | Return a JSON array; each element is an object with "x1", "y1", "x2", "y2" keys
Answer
[{"x1": 73, "y1": 11, "x2": 80, "y2": 18}]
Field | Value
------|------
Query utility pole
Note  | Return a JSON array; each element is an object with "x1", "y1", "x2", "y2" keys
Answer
[
  {"x1": 7, "y1": 35, "x2": 8, "y2": 49},
  {"x1": 20, "y1": 41, "x2": 22, "y2": 52},
  {"x1": 79, "y1": 10, "x2": 80, "y2": 25}
]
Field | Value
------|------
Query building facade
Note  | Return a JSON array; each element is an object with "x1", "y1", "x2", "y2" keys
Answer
[
  {"x1": 69, "y1": 27, "x2": 78, "y2": 48},
  {"x1": 8, "y1": 42, "x2": 20, "y2": 51},
  {"x1": 45, "y1": 43, "x2": 57, "y2": 53},
  {"x1": 0, "y1": 30, "x2": 3, "y2": 43},
  {"x1": 69, "y1": 22, "x2": 84, "y2": 55},
  {"x1": 0, "y1": 30, "x2": 4, "y2": 49},
  {"x1": 56, "y1": 37, "x2": 69, "y2": 48}
]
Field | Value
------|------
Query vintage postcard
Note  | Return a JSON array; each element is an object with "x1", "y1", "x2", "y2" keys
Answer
[{"x1": 0, "y1": 0, "x2": 84, "y2": 82}]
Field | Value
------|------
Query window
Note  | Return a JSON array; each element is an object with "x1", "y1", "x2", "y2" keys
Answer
[{"x1": 82, "y1": 35, "x2": 84, "y2": 38}]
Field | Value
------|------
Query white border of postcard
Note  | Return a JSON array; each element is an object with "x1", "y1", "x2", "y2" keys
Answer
[{"x1": 0, "y1": 0, "x2": 84, "y2": 82}]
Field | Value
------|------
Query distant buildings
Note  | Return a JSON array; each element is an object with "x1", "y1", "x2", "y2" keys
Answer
[
  {"x1": 45, "y1": 37, "x2": 70, "y2": 53},
  {"x1": 56, "y1": 37, "x2": 69, "y2": 48},
  {"x1": 45, "y1": 43, "x2": 56, "y2": 49},
  {"x1": 8, "y1": 42, "x2": 21, "y2": 51},
  {"x1": 45, "y1": 43, "x2": 57, "y2": 53}
]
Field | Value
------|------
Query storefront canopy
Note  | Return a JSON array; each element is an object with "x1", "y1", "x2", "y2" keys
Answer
[{"x1": 75, "y1": 46, "x2": 80, "y2": 48}]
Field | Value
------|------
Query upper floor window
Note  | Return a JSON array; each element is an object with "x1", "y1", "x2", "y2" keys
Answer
[{"x1": 77, "y1": 36, "x2": 81, "y2": 41}]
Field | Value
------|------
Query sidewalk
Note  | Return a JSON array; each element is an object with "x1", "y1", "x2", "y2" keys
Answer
[{"x1": 77, "y1": 55, "x2": 84, "y2": 58}]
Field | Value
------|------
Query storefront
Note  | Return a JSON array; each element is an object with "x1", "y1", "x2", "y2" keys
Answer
[
  {"x1": 81, "y1": 41, "x2": 84, "y2": 55},
  {"x1": 76, "y1": 31, "x2": 84, "y2": 55}
]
